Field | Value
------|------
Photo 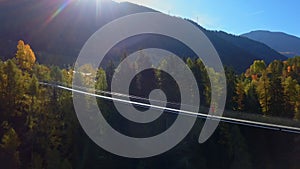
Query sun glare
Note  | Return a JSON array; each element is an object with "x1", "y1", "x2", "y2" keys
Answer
[{"x1": 45, "y1": 0, "x2": 73, "y2": 25}]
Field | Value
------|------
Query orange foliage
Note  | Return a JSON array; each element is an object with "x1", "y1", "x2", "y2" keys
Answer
[
  {"x1": 15, "y1": 40, "x2": 36, "y2": 70},
  {"x1": 251, "y1": 74, "x2": 258, "y2": 81},
  {"x1": 287, "y1": 66, "x2": 291, "y2": 73}
]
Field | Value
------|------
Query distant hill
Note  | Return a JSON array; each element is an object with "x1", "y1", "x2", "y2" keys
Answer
[
  {"x1": 187, "y1": 21, "x2": 286, "y2": 72},
  {"x1": 242, "y1": 30, "x2": 300, "y2": 58},
  {"x1": 0, "y1": 0, "x2": 286, "y2": 73}
]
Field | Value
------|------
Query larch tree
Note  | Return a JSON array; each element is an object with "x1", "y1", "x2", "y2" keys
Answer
[
  {"x1": 283, "y1": 77, "x2": 300, "y2": 119},
  {"x1": 256, "y1": 71, "x2": 271, "y2": 115},
  {"x1": 0, "y1": 122, "x2": 21, "y2": 169},
  {"x1": 15, "y1": 40, "x2": 36, "y2": 71},
  {"x1": 95, "y1": 68, "x2": 107, "y2": 91},
  {"x1": 295, "y1": 85, "x2": 300, "y2": 120},
  {"x1": 29, "y1": 75, "x2": 39, "y2": 113},
  {"x1": 235, "y1": 77, "x2": 246, "y2": 111},
  {"x1": 266, "y1": 61, "x2": 285, "y2": 116},
  {"x1": 225, "y1": 67, "x2": 237, "y2": 109},
  {"x1": 249, "y1": 60, "x2": 266, "y2": 78},
  {"x1": 5, "y1": 60, "x2": 24, "y2": 116}
]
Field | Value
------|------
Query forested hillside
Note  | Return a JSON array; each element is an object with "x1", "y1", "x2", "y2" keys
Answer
[{"x1": 0, "y1": 40, "x2": 299, "y2": 169}]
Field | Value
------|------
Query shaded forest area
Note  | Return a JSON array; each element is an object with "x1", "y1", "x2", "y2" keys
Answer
[{"x1": 0, "y1": 40, "x2": 300, "y2": 169}]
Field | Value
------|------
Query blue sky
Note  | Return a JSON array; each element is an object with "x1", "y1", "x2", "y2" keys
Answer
[{"x1": 114, "y1": 0, "x2": 300, "y2": 37}]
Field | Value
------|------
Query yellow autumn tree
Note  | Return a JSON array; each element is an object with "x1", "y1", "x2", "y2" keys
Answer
[{"x1": 15, "y1": 40, "x2": 36, "y2": 71}]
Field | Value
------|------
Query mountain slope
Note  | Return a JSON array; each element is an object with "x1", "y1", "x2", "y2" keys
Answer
[
  {"x1": 187, "y1": 20, "x2": 286, "y2": 72},
  {"x1": 0, "y1": 0, "x2": 156, "y2": 64},
  {"x1": 242, "y1": 30, "x2": 300, "y2": 58},
  {"x1": 0, "y1": 0, "x2": 286, "y2": 72}
]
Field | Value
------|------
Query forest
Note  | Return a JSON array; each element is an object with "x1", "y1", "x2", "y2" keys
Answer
[{"x1": 0, "y1": 40, "x2": 300, "y2": 169}]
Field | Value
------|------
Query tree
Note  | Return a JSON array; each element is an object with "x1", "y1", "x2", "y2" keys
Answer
[
  {"x1": 105, "y1": 60, "x2": 115, "y2": 90},
  {"x1": 0, "y1": 42, "x2": 78, "y2": 169},
  {"x1": 267, "y1": 60, "x2": 283, "y2": 78},
  {"x1": 249, "y1": 60, "x2": 266, "y2": 76},
  {"x1": 0, "y1": 123, "x2": 21, "y2": 169},
  {"x1": 256, "y1": 71, "x2": 271, "y2": 115},
  {"x1": 218, "y1": 124, "x2": 253, "y2": 169},
  {"x1": 194, "y1": 58, "x2": 210, "y2": 106},
  {"x1": 244, "y1": 80, "x2": 261, "y2": 114},
  {"x1": 295, "y1": 85, "x2": 300, "y2": 120},
  {"x1": 95, "y1": 68, "x2": 107, "y2": 91},
  {"x1": 50, "y1": 66, "x2": 63, "y2": 83},
  {"x1": 4, "y1": 60, "x2": 25, "y2": 116},
  {"x1": 30, "y1": 153, "x2": 43, "y2": 169},
  {"x1": 235, "y1": 77, "x2": 246, "y2": 111},
  {"x1": 0, "y1": 60, "x2": 6, "y2": 112},
  {"x1": 266, "y1": 60, "x2": 285, "y2": 117},
  {"x1": 15, "y1": 40, "x2": 36, "y2": 71},
  {"x1": 26, "y1": 75, "x2": 39, "y2": 130},
  {"x1": 282, "y1": 77, "x2": 300, "y2": 119},
  {"x1": 29, "y1": 75, "x2": 39, "y2": 103},
  {"x1": 33, "y1": 63, "x2": 51, "y2": 82},
  {"x1": 225, "y1": 67, "x2": 237, "y2": 109},
  {"x1": 78, "y1": 64, "x2": 96, "y2": 88},
  {"x1": 285, "y1": 56, "x2": 300, "y2": 82},
  {"x1": 269, "y1": 77, "x2": 285, "y2": 117}
]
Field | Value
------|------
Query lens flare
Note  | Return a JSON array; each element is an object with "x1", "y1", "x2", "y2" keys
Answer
[{"x1": 45, "y1": 0, "x2": 73, "y2": 25}]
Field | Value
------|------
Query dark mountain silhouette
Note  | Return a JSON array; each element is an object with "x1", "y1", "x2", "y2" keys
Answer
[
  {"x1": 187, "y1": 21, "x2": 286, "y2": 72},
  {"x1": 242, "y1": 30, "x2": 300, "y2": 58},
  {"x1": 0, "y1": 0, "x2": 156, "y2": 65},
  {"x1": 0, "y1": 0, "x2": 286, "y2": 72}
]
